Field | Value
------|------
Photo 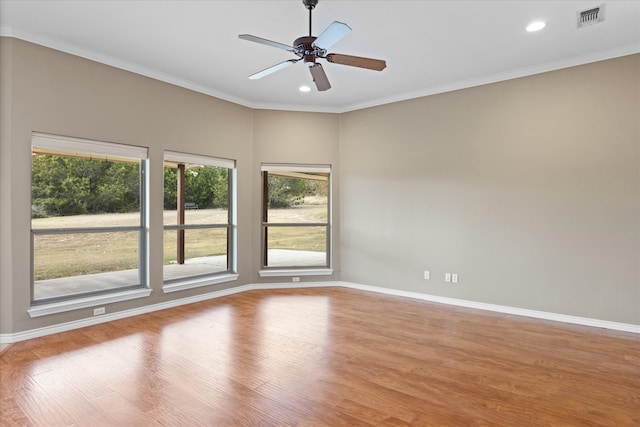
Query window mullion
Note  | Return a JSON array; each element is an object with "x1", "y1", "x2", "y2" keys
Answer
[
  {"x1": 164, "y1": 223, "x2": 229, "y2": 231},
  {"x1": 32, "y1": 226, "x2": 143, "y2": 235}
]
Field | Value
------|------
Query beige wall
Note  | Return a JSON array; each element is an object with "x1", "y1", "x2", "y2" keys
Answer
[
  {"x1": 0, "y1": 36, "x2": 638, "y2": 335},
  {"x1": 252, "y1": 110, "x2": 341, "y2": 282},
  {"x1": 0, "y1": 39, "x2": 14, "y2": 334},
  {"x1": 340, "y1": 54, "x2": 640, "y2": 324},
  {"x1": 0, "y1": 38, "x2": 341, "y2": 335}
]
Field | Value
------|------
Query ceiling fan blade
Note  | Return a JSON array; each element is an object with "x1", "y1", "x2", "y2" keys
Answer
[
  {"x1": 309, "y1": 63, "x2": 331, "y2": 91},
  {"x1": 326, "y1": 53, "x2": 387, "y2": 71},
  {"x1": 249, "y1": 59, "x2": 299, "y2": 80},
  {"x1": 238, "y1": 34, "x2": 294, "y2": 52},
  {"x1": 312, "y1": 21, "x2": 351, "y2": 50}
]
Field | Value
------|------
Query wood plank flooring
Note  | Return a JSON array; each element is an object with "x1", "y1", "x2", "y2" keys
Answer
[{"x1": 1, "y1": 287, "x2": 639, "y2": 426}]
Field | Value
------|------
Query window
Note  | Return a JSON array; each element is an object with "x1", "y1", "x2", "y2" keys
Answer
[
  {"x1": 260, "y1": 164, "x2": 332, "y2": 274},
  {"x1": 163, "y1": 151, "x2": 237, "y2": 290},
  {"x1": 30, "y1": 133, "x2": 148, "y2": 304}
]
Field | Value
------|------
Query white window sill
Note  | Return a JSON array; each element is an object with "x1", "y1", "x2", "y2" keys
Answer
[
  {"x1": 162, "y1": 273, "x2": 239, "y2": 293},
  {"x1": 259, "y1": 268, "x2": 333, "y2": 278},
  {"x1": 28, "y1": 288, "x2": 152, "y2": 318}
]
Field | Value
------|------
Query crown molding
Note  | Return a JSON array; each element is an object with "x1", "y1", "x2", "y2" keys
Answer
[{"x1": 1, "y1": 29, "x2": 638, "y2": 114}]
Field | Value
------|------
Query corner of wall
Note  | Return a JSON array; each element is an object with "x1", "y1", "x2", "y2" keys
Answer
[{"x1": 0, "y1": 36, "x2": 15, "y2": 334}]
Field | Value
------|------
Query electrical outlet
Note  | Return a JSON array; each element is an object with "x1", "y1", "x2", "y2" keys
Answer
[
  {"x1": 452, "y1": 273, "x2": 458, "y2": 283},
  {"x1": 445, "y1": 273, "x2": 451, "y2": 283},
  {"x1": 423, "y1": 270, "x2": 430, "y2": 280},
  {"x1": 93, "y1": 307, "x2": 106, "y2": 316},
  {"x1": 292, "y1": 277, "x2": 300, "y2": 283}
]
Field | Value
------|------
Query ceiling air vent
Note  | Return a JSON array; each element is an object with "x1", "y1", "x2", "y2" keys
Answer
[{"x1": 577, "y1": 4, "x2": 605, "y2": 28}]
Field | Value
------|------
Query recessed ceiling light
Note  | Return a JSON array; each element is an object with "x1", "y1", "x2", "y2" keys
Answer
[
  {"x1": 299, "y1": 85, "x2": 311, "y2": 92},
  {"x1": 526, "y1": 21, "x2": 546, "y2": 32}
]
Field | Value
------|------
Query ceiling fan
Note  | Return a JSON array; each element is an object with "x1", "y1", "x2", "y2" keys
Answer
[{"x1": 238, "y1": 0, "x2": 387, "y2": 91}]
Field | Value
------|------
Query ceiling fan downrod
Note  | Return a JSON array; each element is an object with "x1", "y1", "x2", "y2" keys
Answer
[{"x1": 303, "y1": 0, "x2": 318, "y2": 36}]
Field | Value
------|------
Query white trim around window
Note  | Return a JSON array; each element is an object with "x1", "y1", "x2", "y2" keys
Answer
[
  {"x1": 261, "y1": 164, "x2": 331, "y2": 174},
  {"x1": 32, "y1": 132, "x2": 148, "y2": 160},
  {"x1": 165, "y1": 150, "x2": 235, "y2": 169}
]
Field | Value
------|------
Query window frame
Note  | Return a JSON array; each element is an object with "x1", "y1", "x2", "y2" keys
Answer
[
  {"x1": 162, "y1": 151, "x2": 238, "y2": 292},
  {"x1": 30, "y1": 132, "x2": 149, "y2": 307},
  {"x1": 259, "y1": 164, "x2": 333, "y2": 277}
]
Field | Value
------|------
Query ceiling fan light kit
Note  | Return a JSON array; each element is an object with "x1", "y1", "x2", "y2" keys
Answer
[{"x1": 239, "y1": 0, "x2": 387, "y2": 92}]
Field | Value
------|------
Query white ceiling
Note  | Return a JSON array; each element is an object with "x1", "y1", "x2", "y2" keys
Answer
[{"x1": 1, "y1": 1, "x2": 639, "y2": 113}]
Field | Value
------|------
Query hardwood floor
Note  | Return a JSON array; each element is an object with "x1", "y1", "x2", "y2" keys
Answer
[{"x1": 1, "y1": 287, "x2": 639, "y2": 426}]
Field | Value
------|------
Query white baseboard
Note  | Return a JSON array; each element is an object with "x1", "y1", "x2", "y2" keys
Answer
[
  {"x1": 1, "y1": 280, "x2": 638, "y2": 344},
  {"x1": 337, "y1": 281, "x2": 640, "y2": 334},
  {"x1": 0, "y1": 284, "x2": 252, "y2": 344}
]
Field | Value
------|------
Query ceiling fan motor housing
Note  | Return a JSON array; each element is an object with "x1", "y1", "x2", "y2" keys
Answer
[{"x1": 294, "y1": 36, "x2": 326, "y2": 66}]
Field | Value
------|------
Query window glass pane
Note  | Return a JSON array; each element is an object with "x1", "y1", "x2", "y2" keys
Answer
[
  {"x1": 265, "y1": 226, "x2": 327, "y2": 267},
  {"x1": 266, "y1": 174, "x2": 328, "y2": 223},
  {"x1": 31, "y1": 154, "x2": 141, "y2": 227},
  {"x1": 163, "y1": 228, "x2": 228, "y2": 280},
  {"x1": 262, "y1": 168, "x2": 330, "y2": 269},
  {"x1": 163, "y1": 154, "x2": 235, "y2": 284},
  {"x1": 33, "y1": 231, "x2": 140, "y2": 301},
  {"x1": 31, "y1": 139, "x2": 146, "y2": 303},
  {"x1": 163, "y1": 165, "x2": 229, "y2": 226}
]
